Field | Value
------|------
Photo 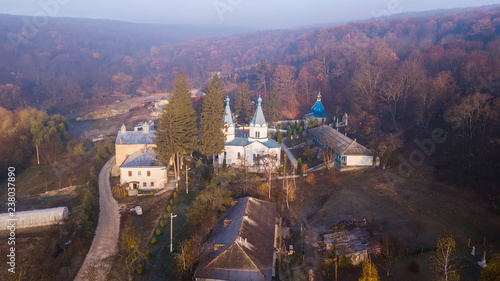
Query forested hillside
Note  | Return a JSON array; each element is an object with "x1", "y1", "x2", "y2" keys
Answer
[{"x1": 1, "y1": 6, "x2": 500, "y2": 187}]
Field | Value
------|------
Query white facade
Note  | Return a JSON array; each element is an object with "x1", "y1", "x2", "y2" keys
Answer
[
  {"x1": 119, "y1": 166, "x2": 167, "y2": 190},
  {"x1": 219, "y1": 97, "x2": 281, "y2": 171},
  {"x1": 345, "y1": 155, "x2": 373, "y2": 166}
]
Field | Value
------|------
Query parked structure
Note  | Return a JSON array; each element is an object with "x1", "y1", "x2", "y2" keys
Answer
[{"x1": 195, "y1": 197, "x2": 277, "y2": 281}]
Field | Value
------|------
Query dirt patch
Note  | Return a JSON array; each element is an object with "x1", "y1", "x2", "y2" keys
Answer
[{"x1": 292, "y1": 168, "x2": 500, "y2": 280}]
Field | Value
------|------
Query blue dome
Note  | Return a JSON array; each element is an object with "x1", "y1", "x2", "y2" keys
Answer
[{"x1": 311, "y1": 99, "x2": 325, "y2": 114}]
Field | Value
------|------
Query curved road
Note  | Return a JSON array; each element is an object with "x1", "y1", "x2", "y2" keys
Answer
[{"x1": 75, "y1": 157, "x2": 119, "y2": 281}]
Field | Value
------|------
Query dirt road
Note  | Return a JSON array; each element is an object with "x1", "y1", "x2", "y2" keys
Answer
[{"x1": 75, "y1": 157, "x2": 119, "y2": 281}]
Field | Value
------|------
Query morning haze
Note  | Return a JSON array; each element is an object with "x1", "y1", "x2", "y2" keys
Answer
[{"x1": 1, "y1": 0, "x2": 499, "y2": 28}]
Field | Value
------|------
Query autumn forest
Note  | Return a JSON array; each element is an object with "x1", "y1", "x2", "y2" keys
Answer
[{"x1": 1, "y1": 7, "x2": 500, "y2": 188}]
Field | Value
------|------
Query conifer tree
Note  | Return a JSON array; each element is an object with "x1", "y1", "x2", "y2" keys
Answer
[
  {"x1": 264, "y1": 87, "x2": 280, "y2": 122},
  {"x1": 256, "y1": 59, "x2": 269, "y2": 94},
  {"x1": 359, "y1": 259, "x2": 380, "y2": 281},
  {"x1": 200, "y1": 74, "x2": 226, "y2": 164},
  {"x1": 154, "y1": 71, "x2": 197, "y2": 182},
  {"x1": 235, "y1": 79, "x2": 253, "y2": 124}
]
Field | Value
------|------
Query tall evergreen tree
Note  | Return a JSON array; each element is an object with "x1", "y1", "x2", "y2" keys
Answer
[
  {"x1": 263, "y1": 87, "x2": 280, "y2": 122},
  {"x1": 234, "y1": 79, "x2": 253, "y2": 124},
  {"x1": 199, "y1": 74, "x2": 226, "y2": 164},
  {"x1": 256, "y1": 59, "x2": 269, "y2": 94},
  {"x1": 154, "y1": 71, "x2": 197, "y2": 182}
]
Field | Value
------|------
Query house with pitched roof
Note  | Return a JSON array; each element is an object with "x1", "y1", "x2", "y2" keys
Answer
[
  {"x1": 194, "y1": 197, "x2": 277, "y2": 281},
  {"x1": 113, "y1": 122, "x2": 171, "y2": 192},
  {"x1": 218, "y1": 97, "x2": 281, "y2": 171},
  {"x1": 119, "y1": 146, "x2": 167, "y2": 190},
  {"x1": 113, "y1": 122, "x2": 157, "y2": 176},
  {"x1": 309, "y1": 125, "x2": 374, "y2": 170}
]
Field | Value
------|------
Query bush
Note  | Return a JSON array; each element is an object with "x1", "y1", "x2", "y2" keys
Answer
[
  {"x1": 297, "y1": 158, "x2": 303, "y2": 176},
  {"x1": 174, "y1": 192, "x2": 178, "y2": 199},
  {"x1": 167, "y1": 205, "x2": 172, "y2": 213},
  {"x1": 137, "y1": 263, "x2": 144, "y2": 274},
  {"x1": 145, "y1": 250, "x2": 151, "y2": 259},
  {"x1": 222, "y1": 158, "x2": 227, "y2": 169},
  {"x1": 160, "y1": 220, "x2": 165, "y2": 228},
  {"x1": 409, "y1": 260, "x2": 420, "y2": 273},
  {"x1": 163, "y1": 213, "x2": 168, "y2": 220},
  {"x1": 340, "y1": 256, "x2": 352, "y2": 267},
  {"x1": 112, "y1": 185, "x2": 127, "y2": 199},
  {"x1": 170, "y1": 199, "x2": 173, "y2": 206},
  {"x1": 151, "y1": 237, "x2": 157, "y2": 245},
  {"x1": 277, "y1": 130, "x2": 283, "y2": 143},
  {"x1": 155, "y1": 228, "x2": 161, "y2": 236}
]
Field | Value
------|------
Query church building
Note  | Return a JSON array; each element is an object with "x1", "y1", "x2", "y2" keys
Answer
[
  {"x1": 304, "y1": 92, "x2": 330, "y2": 125},
  {"x1": 218, "y1": 97, "x2": 281, "y2": 171}
]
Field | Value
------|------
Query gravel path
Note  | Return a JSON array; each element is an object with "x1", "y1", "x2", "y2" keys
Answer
[{"x1": 75, "y1": 157, "x2": 119, "y2": 281}]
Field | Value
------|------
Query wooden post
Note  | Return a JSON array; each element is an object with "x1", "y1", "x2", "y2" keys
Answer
[
  {"x1": 170, "y1": 213, "x2": 177, "y2": 253},
  {"x1": 36, "y1": 143, "x2": 40, "y2": 165},
  {"x1": 185, "y1": 163, "x2": 188, "y2": 194}
]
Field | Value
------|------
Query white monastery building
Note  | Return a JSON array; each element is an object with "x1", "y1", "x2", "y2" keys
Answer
[
  {"x1": 114, "y1": 121, "x2": 170, "y2": 192},
  {"x1": 119, "y1": 146, "x2": 167, "y2": 190},
  {"x1": 218, "y1": 97, "x2": 281, "y2": 171}
]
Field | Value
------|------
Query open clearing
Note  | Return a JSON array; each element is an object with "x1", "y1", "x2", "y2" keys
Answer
[{"x1": 294, "y1": 167, "x2": 500, "y2": 280}]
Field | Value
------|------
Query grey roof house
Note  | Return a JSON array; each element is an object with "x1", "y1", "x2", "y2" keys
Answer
[
  {"x1": 309, "y1": 125, "x2": 374, "y2": 170},
  {"x1": 195, "y1": 197, "x2": 277, "y2": 281}
]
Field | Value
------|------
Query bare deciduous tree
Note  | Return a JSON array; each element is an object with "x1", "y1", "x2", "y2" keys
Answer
[
  {"x1": 430, "y1": 235, "x2": 460, "y2": 281},
  {"x1": 378, "y1": 235, "x2": 401, "y2": 277},
  {"x1": 118, "y1": 217, "x2": 148, "y2": 281}
]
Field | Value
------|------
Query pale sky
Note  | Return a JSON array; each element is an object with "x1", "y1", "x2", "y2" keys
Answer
[{"x1": 1, "y1": 0, "x2": 499, "y2": 29}]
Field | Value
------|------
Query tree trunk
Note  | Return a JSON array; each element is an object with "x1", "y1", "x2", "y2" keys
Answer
[
  {"x1": 36, "y1": 143, "x2": 40, "y2": 165},
  {"x1": 172, "y1": 155, "x2": 177, "y2": 187},
  {"x1": 177, "y1": 152, "x2": 181, "y2": 181}
]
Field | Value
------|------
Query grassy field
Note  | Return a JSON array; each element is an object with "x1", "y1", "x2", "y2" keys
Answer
[{"x1": 291, "y1": 167, "x2": 500, "y2": 280}]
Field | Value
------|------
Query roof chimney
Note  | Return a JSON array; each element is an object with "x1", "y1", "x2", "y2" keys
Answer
[
  {"x1": 141, "y1": 148, "x2": 144, "y2": 154},
  {"x1": 120, "y1": 138, "x2": 123, "y2": 144}
]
